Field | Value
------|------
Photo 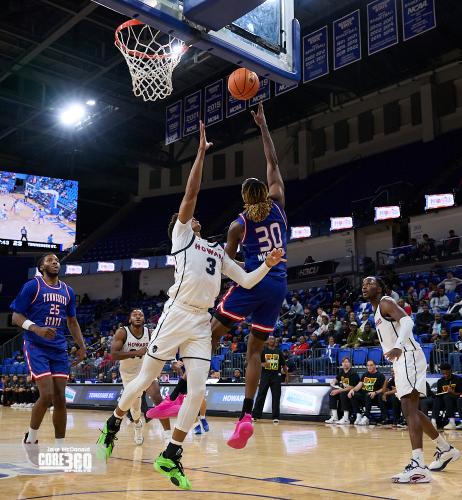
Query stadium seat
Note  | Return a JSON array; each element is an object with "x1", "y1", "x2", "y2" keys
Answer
[
  {"x1": 352, "y1": 348, "x2": 368, "y2": 367},
  {"x1": 367, "y1": 347, "x2": 383, "y2": 365},
  {"x1": 449, "y1": 321, "x2": 462, "y2": 340},
  {"x1": 422, "y1": 344, "x2": 434, "y2": 363},
  {"x1": 338, "y1": 348, "x2": 352, "y2": 362}
]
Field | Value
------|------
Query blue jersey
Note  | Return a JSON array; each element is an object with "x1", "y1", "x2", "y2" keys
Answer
[
  {"x1": 10, "y1": 276, "x2": 76, "y2": 350},
  {"x1": 236, "y1": 200, "x2": 287, "y2": 278}
]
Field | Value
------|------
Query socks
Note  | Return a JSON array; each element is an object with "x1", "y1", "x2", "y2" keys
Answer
[
  {"x1": 107, "y1": 413, "x2": 123, "y2": 432},
  {"x1": 27, "y1": 428, "x2": 38, "y2": 443},
  {"x1": 163, "y1": 430, "x2": 172, "y2": 441},
  {"x1": 433, "y1": 435, "x2": 450, "y2": 452},
  {"x1": 331, "y1": 409, "x2": 338, "y2": 419},
  {"x1": 55, "y1": 438, "x2": 65, "y2": 447},
  {"x1": 240, "y1": 398, "x2": 253, "y2": 419},
  {"x1": 163, "y1": 441, "x2": 183, "y2": 460},
  {"x1": 412, "y1": 448, "x2": 424, "y2": 466},
  {"x1": 170, "y1": 378, "x2": 187, "y2": 401}
]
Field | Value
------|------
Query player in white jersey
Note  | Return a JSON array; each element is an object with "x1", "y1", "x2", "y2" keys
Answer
[
  {"x1": 362, "y1": 277, "x2": 460, "y2": 483},
  {"x1": 110, "y1": 309, "x2": 172, "y2": 445},
  {"x1": 97, "y1": 122, "x2": 284, "y2": 490}
]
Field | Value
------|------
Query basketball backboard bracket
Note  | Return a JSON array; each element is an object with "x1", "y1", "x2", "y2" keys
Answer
[{"x1": 94, "y1": 0, "x2": 300, "y2": 84}]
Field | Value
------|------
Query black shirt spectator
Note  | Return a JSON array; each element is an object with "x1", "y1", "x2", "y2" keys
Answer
[
  {"x1": 431, "y1": 364, "x2": 462, "y2": 429},
  {"x1": 415, "y1": 304, "x2": 434, "y2": 337}
]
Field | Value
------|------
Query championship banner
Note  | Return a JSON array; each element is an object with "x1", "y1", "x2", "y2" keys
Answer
[
  {"x1": 402, "y1": 0, "x2": 436, "y2": 41},
  {"x1": 274, "y1": 81, "x2": 298, "y2": 96},
  {"x1": 165, "y1": 100, "x2": 182, "y2": 145},
  {"x1": 249, "y1": 77, "x2": 270, "y2": 106},
  {"x1": 333, "y1": 10, "x2": 362, "y2": 70},
  {"x1": 226, "y1": 76, "x2": 247, "y2": 118},
  {"x1": 367, "y1": 0, "x2": 399, "y2": 55},
  {"x1": 204, "y1": 79, "x2": 224, "y2": 126},
  {"x1": 302, "y1": 26, "x2": 329, "y2": 83},
  {"x1": 183, "y1": 90, "x2": 201, "y2": 136}
]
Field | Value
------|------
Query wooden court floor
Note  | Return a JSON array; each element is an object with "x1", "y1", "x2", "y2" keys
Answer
[{"x1": 1, "y1": 407, "x2": 461, "y2": 500}]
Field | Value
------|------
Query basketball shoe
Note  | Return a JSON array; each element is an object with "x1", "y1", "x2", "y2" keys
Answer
[
  {"x1": 429, "y1": 445, "x2": 460, "y2": 471},
  {"x1": 227, "y1": 413, "x2": 253, "y2": 449},
  {"x1": 154, "y1": 450, "x2": 191, "y2": 490},
  {"x1": 146, "y1": 393, "x2": 185, "y2": 419},
  {"x1": 391, "y1": 460, "x2": 432, "y2": 483}
]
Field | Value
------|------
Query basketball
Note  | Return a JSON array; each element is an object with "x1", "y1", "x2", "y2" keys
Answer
[{"x1": 228, "y1": 68, "x2": 260, "y2": 101}]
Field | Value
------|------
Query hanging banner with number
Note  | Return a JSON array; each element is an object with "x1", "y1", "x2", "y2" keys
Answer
[
  {"x1": 274, "y1": 81, "x2": 298, "y2": 96},
  {"x1": 333, "y1": 10, "x2": 362, "y2": 70},
  {"x1": 367, "y1": 0, "x2": 399, "y2": 55},
  {"x1": 204, "y1": 80, "x2": 224, "y2": 126},
  {"x1": 249, "y1": 78, "x2": 270, "y2": 106},
  {"x1": 183, "y1": 90, "x2": 201, "y2": 136},
  {"x1": 402, "y1": 0, "x2": 436, "y2": 41},
  {"x1": 303, "y1": 26, "x2": 329, "y2": 83},
  {"x1": 165, "y1": 100, "x2": 182, "y2": 145},
  {"x1": 226, "y1": 76, "x2": 247, "y2": 118}
]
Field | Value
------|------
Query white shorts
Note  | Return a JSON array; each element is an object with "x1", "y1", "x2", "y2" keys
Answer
[
  {"x1": 393, "y1": 349, "x2": 427, "y2": 400},
  {"x1": 147, "y1": 301, "x2": 212, "y2": 362}
]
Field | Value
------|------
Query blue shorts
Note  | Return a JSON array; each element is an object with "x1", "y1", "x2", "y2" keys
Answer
[
  {"x1": 216, "y1": 275, "x2": 287, "y2": 334},
  {"x1": 23, "y1": 340, "x2": 69, "y2": 380}
]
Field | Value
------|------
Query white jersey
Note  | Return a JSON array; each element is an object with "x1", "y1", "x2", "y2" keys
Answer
[
  {"x1": 119, "y1": 326, "x2": 150, "y2": 377},
  {"x1": 374, "y1": 296, "x2": 421, "y2": 353},
  {"x1": 169, "y1": 218, "x2": 267, "y2": 310}
]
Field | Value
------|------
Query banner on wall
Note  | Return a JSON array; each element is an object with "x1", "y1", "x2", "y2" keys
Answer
[
  {"x1": 226, "y1": 76, "x2": 247, "y2": 117},
  {"x1": 402, "y1": 0, "x2": 436, "y2": 41},
  {"x1": 165, "y1": 100, "x2": 182, "y2": 145},
  {"x1": 249, "y1": 77, "x2": 270, "y2": 106},
  {"x1": 367, "y1": 0, "x2": 399, "y2": 55},
  {"x1": 183, "y1": 90, "x2": 201, "y2": 136},
  {"x1": 302, "y1": 26, "x2": 329, "y2": 83},
  {"x1": 333, "y1": 10, "x2": 362, "y2": 70},
  {"x1": 274, "y1": 81, "x2": 298, "y2": 96},
  {"x1": 204, "y1": 80, "x2": 224, "y2": 126}
]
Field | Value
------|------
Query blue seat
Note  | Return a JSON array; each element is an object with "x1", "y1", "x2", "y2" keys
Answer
[
  {"x1": 422, "y1": 344, "x2": 433, "y2": 363},
  {"x1": 352, "y1": 348, "x2": 368, "y2": 366},
  {"x1": 338, "y1": 348, "x2": 352, "y2": 362},
  {"x1": 367, "y1": 347, "x2": 383, "y2": 365}
]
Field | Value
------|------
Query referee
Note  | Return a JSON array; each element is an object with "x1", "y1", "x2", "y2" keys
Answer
[{"x1": 252, "y1": 336, "x2": 288, "y2": 423}]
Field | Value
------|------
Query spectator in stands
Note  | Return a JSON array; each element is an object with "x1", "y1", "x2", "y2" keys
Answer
[
  {"x1": 430, "y1": 363, "x2": 462, "y2": 430},
  {"x1": 290, "y1": 336, "x2": 309, "y2": 357},
  {"x1": 288, "y1": 297, "x2": 304, "y2": 335},
  {"x1": 430, "y1": 328, "x2": 452, "y2": 371},
  {"x1": 382, "y1": 369, "x2": 404, "y2": 427},
  {"x1": 419, "y1": 233, "x2": 436, "y2": 259},
  {"x1": 417, "y1": 281, "x2": 429, "y2": 301},
  {"x1": 316, "y1": 307, "x2": 328, "y2": 325},
  {"x1": 406, "y1": 286, "x2": 418, "y2": 302},
  {"x1": 430, "y1": 288, "x2": 450, "y2": 314},
  {"x1": 348, "y1": 311, "x2": 357, "y2": 324},
  {"x1": 355, "y1": 322, "x2": 378, "y2": 347},
  {"x1": 314, "y1": 315, "x2": 330, "y2": 339},
  {"x1": 419, "y1": 382, "x2": 435, "y2": 420},
  {"x1": 1, "y1": 376, "x2": 12, "y2": 406},
  {"x1": 448, "y1": 329, "x2": 462, "y2": 373},
  {"x1": 306, "y1": 317, "x2": 319, "y2": 337},
  {"x1": 110, "y1": 371, "x2": 121, "y2": 383},
  {"x1": 444, "y1": 296, "x2": 462, "y2": 321},
  {"x1": 325, "y1": 357, "x2": 359, "y2": 424},
  {"x1": 231, "y1": 369, "x2": 244, "y2": 383},
  {"x1": 304, "y1": 256, "x2": 315, "y2": 264},
  {"x1": 310, "y1": 336, "x2": 339, "y2": 376},
  {"x1": 438, "y1": 271, "x2": 462, "y2": 294},
  {"x1": 397, "y1": 298, "x2": 412, "y2": 316},
  {"x1": 334, "y1": 320, "x2": 349, "y2": 346},
  {"x1": 385, "y1": 285, "x2": 399, "y2": 301},
  {"x1": 415, "y1": 303, "x2": 434, "y2": 341},
  {"x1": 343, "y1": 322, "x2": 360, "y2": 348},
  {"x1": 442, "y1": 229, "x2": 460, "y2": 256},
  {"x1": 348, "y1": 360, "x2": 387, "y2": 425}
]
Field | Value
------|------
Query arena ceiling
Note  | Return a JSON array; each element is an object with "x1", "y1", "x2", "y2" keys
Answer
[{"x1": 0, "y1": 0, "x2": 461, "y2": 218}]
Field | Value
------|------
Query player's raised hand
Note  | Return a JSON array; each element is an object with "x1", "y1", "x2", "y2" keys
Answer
[
  {"x1": 199, "y1": 120, "x2": 213, "y2": 151},
  {"x1": 265, "y1": 248, "x2": 286, "y2": 267},
  {"x1": 251, "y1": 102, "x2": 267, "y2": 128},
  {"x1": 33, "y1": 326, "x2": 56, "y2": 340}
]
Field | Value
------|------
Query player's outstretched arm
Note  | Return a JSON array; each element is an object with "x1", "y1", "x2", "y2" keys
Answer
[
  {"x1": 222, "y1": 248, "x2": 285, "y2": 289},
  {"x1": 178, "y1": 121, "x2": 212, "y2": 224},
  {"x1": 251, "y1": 102, "x2": 285, "y2": 208},
  {"x1": 380, "y1": 298, "x2": 414, "y2": 361}
]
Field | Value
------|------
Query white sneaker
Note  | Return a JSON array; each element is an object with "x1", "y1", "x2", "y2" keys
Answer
[
  {"x1": 325, "y1": 416, "x2": 338, "y2": 424},
  {"x1": 27, "y1": 403, "x2": 34, "y2": 408},
  {"x1": 354, "y1": 414, "x2": 362, "y2": 425},
  {"x1": 429, "y1": 445, "x2": 461, "y2": 471},
  {"x1": 392, "y1": 460, "x2": 432, "y2": 483},
  {"x1": 272, "y1": 419, "x2": 279, "y2": 425},
  {"x1": 443, "y1": 422, "x2": 457, "y2": 430},
  {"x1": 336, "y1": 416, "x2": 350, "y2": 425},
  {"x1": 11, "y1": 403, "x2": 18, "y2": 408},
  {"x1": 133, "y1": 421, "x2": 144, "y2": 445},
  {"x1": 359, "y1": 416, "x2": 369, "y2": 426}
]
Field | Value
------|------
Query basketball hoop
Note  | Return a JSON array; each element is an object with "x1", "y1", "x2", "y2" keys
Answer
[{"x1": 115, "y1": 20, "x2": 187, "y2": 102}]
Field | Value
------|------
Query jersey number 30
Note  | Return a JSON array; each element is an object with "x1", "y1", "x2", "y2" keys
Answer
[{"x1": 255, "y1": 222, "x2": 283, "y2": 252}]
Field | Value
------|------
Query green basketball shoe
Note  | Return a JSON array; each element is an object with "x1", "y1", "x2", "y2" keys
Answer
[{"x1": 154, "y1": 452, "x2": 192, "y2": 490}]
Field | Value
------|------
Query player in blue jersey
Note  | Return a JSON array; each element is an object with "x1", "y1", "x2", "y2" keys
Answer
[
  {"x1": 213, "y1": 102, "x2": 288, "y2": 449},
  {"x1": 10, "y1": 253, "x2": 86, "y2": 448}
]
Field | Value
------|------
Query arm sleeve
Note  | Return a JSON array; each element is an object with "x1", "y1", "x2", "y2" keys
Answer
[
  {"x1": 221, "y1": 253, "x2": 271, "y2": 289},
  {"x1": 393, "y1": 315, "x2": 415, "y2": 350},
  {"x1": 66, "y1": 286, "x2": 77, "y2": 318},
  {"x1": 171, "y1": 219, "x2": 194, "y2": 254},
  {"x1": 10, "y1": 280, "x2": 38, "y2": 315}
]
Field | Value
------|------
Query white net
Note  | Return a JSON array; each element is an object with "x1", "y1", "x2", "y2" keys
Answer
[{"x1": 115, "y1": 20, "x2": 187, "y2": 102}]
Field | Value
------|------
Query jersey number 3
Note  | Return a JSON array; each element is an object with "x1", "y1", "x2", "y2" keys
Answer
[
  {"x1": 255, "y1": 222, "x2": 283, "y2": 252},
  {"x1": 206, "y1": 257, "x2": 216, "y2": 276}
]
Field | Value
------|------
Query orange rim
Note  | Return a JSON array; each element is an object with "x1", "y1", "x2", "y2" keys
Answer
[{"x1": 115, "y1": 19, "x2": 188, "y2": 60}]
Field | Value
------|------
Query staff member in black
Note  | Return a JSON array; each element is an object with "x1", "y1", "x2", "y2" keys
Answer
[{"x1": 252, "y1": 336, "x2": 288, "y2": 423}]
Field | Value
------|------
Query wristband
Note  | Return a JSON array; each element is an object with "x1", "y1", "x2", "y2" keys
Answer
[{"x1": 22, "y1": 320, "x2": 35, "y2": 331}]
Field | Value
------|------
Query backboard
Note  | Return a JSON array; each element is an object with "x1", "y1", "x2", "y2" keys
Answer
[{"x1": 94, "y1": 0, "x2": 300, "y2": 84}]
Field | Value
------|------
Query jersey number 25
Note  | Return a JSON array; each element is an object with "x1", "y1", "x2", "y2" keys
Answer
[{"x1": 255, "y1": 223, "x2": 283, "y2": 252}]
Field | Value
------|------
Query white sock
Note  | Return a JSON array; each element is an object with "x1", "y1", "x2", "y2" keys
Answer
[
  {"x1": 343, "y1": 411, "x2": 349, "y2": 419},
  {"x1": 412, "y1": 448, "x2": 424, "y2": 466},
  {"x1": 163, "y1": 429, "x2": 172, "y2": 440},
  {"x1": 170, "y1": 438, "x2": 182, "y2": 446},
  {"x1": 450, "y1": 418, "x2": 456, "y2": 424},
  {"x1": 197, "y1": 417, "x2": 202, "y2": 424},
  {"x1": 331, "y1": 409, "x2": 338, "y2": 419},
  {"x1": 55, "y1": 438, "x2": 65, "y2": 447},
  {"x1": 27, "y1": 428, "x2": 38, "y2": 443},
  {"x1": 134, "y1": 419, "x2": 143, "y2": 427},
  {"x1": 434, "y1": 435, "x2": 450, "y2": 451}
]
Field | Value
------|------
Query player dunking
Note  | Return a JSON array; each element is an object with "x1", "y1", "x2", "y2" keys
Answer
[
  {"x1": 10, "y1": 253, "x2": 86, "y2": 450},
  {"x1": 97, "y1": 122, "x2": 284, "y2": 490},
  {"x1": 212, "y1": 102, "x2": 287, "y2": 448},
  {"x1": 362, "y1": 277, "x2": 460, "y2": 483},
  {"x1": 111, "y1": 309, "x2": 172, "y2": 445}
]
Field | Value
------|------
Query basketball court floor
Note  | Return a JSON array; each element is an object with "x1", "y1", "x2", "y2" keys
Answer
[{"x1": 1, "y1": 407, "x2": 460, "y2": 499}]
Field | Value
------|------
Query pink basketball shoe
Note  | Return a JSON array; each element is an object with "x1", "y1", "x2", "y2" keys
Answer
[
  {"x1": 226, "y1": 413, "x2": 254, "y2": 449},
  {"x1": 146, "y1": 393, "x2": 185, "y2": 419}
]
